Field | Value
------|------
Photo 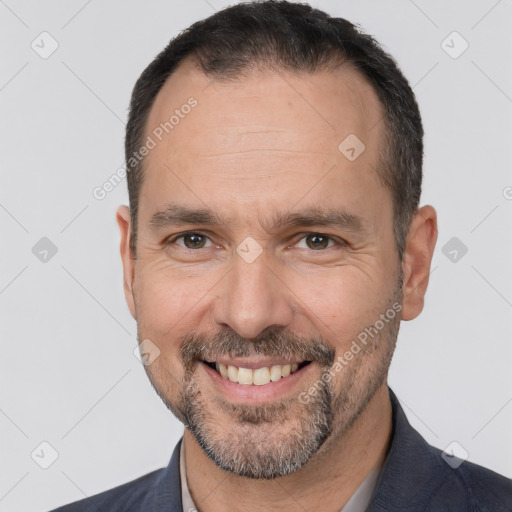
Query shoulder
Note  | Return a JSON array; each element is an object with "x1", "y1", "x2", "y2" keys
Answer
[
  {"x1": 428, "y1": 448, "x2": 512, "y2": 511},
  {"x1": 48, "y1": 467, "x2": 166, "y2": 512},
  {"x1": 48, "y1": 439, "x2": 183, "y2": 512},
  {"x1": 374, "y1": 388, "x2": 512, "y2": 511}
]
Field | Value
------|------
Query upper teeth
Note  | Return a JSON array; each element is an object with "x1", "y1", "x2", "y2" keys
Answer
[{"x1": 214, "y1": 363, "x2": 300, "y2": 385}]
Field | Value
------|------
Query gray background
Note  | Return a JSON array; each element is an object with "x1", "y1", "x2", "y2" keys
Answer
[{"x1": 1, "y1": 0, "x2": 511, "y2": 510}]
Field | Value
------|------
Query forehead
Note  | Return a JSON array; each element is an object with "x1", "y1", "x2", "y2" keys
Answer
[
  {"x1": 140, "y1": 58, "x2": 389, "y2": 229},
  {"x1": 145, "y1": 58, "x2": 383, "y2": 160}
]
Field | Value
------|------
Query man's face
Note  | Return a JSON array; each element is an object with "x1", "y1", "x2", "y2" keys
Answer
[{"x1": 120, "y1": 60, "x2": 404, "y2": 478}]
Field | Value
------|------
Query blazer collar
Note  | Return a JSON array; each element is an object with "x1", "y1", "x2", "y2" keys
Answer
[
  {"x1": 149, "y1": 435, "x2": 184, "y2": 512},
  {"x1": 368, "y1": 387, "x2": 446, "y2": 511}
]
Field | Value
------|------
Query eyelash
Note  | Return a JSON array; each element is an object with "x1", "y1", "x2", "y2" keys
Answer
[{"x1": 165, "y1": 231, "x2": 345, "y2": 251}]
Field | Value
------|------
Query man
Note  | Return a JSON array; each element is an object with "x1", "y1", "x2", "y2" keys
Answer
[{"x1": 51, "y1": 1, "x2": 512, "y2": 511}]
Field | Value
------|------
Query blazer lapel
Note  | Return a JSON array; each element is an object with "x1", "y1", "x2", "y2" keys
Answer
[
  {"x1": 367, "y1": 388, "x2": 448, "y2": 512},
  {"x1": 145, "y1": 437, "x2": 184, "y2": 512}
]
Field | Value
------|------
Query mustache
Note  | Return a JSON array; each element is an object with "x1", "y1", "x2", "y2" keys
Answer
[{"x1": 179, "y1": 328, "x2": 335, "y2": 368}]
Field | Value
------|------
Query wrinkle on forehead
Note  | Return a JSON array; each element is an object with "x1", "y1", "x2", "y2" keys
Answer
[
  {"x1": 140, "y1": 58, "x2": 389, "y2": 233},
  {"x1": 145, "y1": 58, "x2": 383, "y2": 154}
]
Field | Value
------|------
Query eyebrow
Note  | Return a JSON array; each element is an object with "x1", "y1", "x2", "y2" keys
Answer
[{"x1": 149, "y1": 203, "x2": 367, "y2": 235}]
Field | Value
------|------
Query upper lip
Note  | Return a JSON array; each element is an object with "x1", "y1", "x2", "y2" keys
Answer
[{"x1": 203, "y1": 357, "x2": 307, "y2": 369}]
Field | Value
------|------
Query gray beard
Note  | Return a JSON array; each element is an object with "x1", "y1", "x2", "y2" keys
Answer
[
  {"x1": 180, "y1": 371, "x2": 333, "y2": 479},
  {"x1": 177, "y1": 316, "x2": 396, "y2": 479},
  {"x1": 145, "y1": 275, "x2": 402, "y2": 479}
]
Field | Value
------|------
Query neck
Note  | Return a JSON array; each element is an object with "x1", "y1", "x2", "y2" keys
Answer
[{"x1": 184, "y1": 383, "x2": 392, "y2": 512}]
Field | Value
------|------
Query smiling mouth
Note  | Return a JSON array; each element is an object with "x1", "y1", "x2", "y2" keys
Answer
[{"x1": 202, "y1": 360, "x2": 311, "y2": 385}]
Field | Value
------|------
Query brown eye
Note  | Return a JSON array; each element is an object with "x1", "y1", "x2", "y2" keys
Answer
[
  {"x1": 172, "y1": 233, "x2": 211, "y2": 249},
  {"x1": 304, "y1": 233, "x2": 331, "y2": 250},
  {"x1": 183, "y1": 233, "x2": 207, "y2": 248}
]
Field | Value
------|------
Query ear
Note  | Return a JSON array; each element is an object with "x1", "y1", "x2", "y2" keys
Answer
[
  {"x1": 400, "y1": 205, "x2": 438, "y2": 321},
  {"x1": 116, "y1": 205, "x2": 136, "y2": 319}
]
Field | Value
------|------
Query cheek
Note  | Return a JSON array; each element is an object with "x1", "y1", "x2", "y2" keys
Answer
[
  {"x1": 133, "y1": 262, "x2": 218, "y2": 334},
  {"x1": 290, "y1": 268, "x2": 390, "y2": 345}
]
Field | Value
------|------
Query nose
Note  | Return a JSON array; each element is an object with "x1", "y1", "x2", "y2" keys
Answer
[{"x1": 212, "y1": 252, "x2": 294, "y2": 339}]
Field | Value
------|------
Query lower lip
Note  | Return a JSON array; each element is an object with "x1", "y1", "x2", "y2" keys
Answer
[{"x1": 200, "y1": 361, "x2": 314, "y2": 404}]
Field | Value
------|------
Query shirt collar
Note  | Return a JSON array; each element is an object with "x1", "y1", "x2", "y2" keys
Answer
[
  {"x1": 178, "y1": 415, "x2": 387, "y2": 512},
  {"x1": 180, "y1": 440, "x2": 198, "y2": 512}
]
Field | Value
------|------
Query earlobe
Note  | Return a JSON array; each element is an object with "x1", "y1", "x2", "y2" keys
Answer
[
  {"x1": 116, "y1": 205, "x2": 137, "y2": 319},
  {"x1": 400, "y1": 205, "x2": 438, "y2": 321}
]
